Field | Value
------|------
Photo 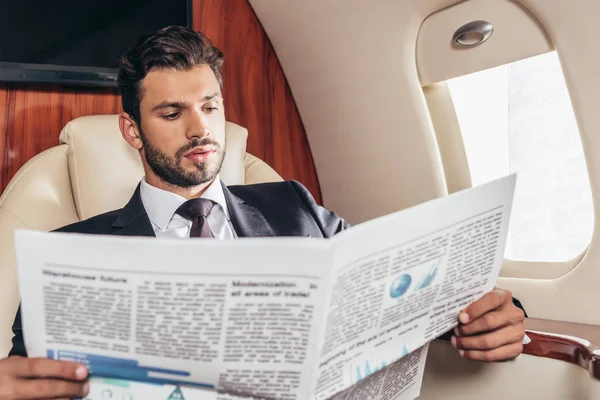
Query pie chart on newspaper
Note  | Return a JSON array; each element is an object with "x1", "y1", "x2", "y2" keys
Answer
[{"x1": 389, "y1": 274, "x2": 412, "y2": 298}]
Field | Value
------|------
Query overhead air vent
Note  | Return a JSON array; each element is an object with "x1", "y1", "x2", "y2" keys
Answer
[{"x1": 417, "y1": 0, "x2": 553, "y2": 86}]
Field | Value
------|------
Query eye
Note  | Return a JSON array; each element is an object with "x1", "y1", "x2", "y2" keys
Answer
[
  {"x1": 204, "y1": 107, "x2": 219, "y2": 113},
  {"x1": 163, "y1": 112, "x2": 181, "y2": 120}
]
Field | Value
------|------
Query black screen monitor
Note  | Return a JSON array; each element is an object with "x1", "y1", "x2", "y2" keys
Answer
[{"x1": 0, "y1": 0, "x2": 191, "y2": 87}]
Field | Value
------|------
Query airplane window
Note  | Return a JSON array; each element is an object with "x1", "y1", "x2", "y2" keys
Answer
[{"x1": 447, "y1": 51, "x2": 593, "y2": 262}]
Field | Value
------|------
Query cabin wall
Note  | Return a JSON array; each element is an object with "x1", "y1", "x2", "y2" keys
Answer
[{"x1": 0, "y1": 0, "x2": 321, "y2": 202}]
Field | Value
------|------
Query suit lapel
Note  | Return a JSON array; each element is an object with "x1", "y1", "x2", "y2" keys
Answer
[
  {"x1": 110, "y1": 182, "x2": 274, "y2": 238},
  {"x1": 222, "y1": 183, "x2": 275, "y2": 238},
  {"x1": 112, "y1": 184, "x2": 156, "y2": 237}
]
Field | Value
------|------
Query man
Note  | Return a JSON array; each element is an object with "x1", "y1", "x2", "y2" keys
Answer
[{"x1": 0, "y1": 26, "x2": 525, "y2": 399}]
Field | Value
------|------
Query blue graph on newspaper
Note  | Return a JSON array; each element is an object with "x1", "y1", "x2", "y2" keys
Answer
[
  {"x1": 47, "y1": 349, "x2": 214, "y2": 389},
  {"x1": 351, "y1": 344, "x2": 409, "y2": 384},
  {"x1": 413, "y1": 260, "x2": 440, "y2": 290}
]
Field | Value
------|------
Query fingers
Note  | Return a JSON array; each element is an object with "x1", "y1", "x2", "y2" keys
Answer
[
  {"x1": 459, "y1": 288, "x2": 510, "y2": 324},
  {"x1": 0, "y1": 357, "x2": 89, "y2": 400},
  {"x1": 13, "y1": 378, "x2": 89, "y2": 399},
  {"x1": 8, "y1": 357, "x2": 88, "y2": 380},
  {"x1": 457, "y1": 341, "x2": 524, "y2": 362},
  {"x1": 39, "y1": 398, "x2": 72, "y2": 400},
  {"x1": 451, "y1": 288, "x2": 526, "y2": 362},
  {"x1": 40, "y1": 397, "x2": 76, "y2": 400},
  {"x1": 456, "y1": 305, "x2": 525, "y2": 336},
  {"x1": 452, "y1": 323, "x2": 525, "y2": 351}
]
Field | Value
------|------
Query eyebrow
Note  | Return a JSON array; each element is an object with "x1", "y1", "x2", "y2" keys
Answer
[
  {"x1": 203, "y1": 92, "x2": 222, "y2": 102},
  {"x1": 151, "y1": 93, "x2": 222, "y2": 113},
  {"x1": 151, "y1": 101, "x2": 186, "y2": 112}
]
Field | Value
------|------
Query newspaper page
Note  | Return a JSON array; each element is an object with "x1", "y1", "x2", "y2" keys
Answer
[
  {"x1": 313, "y1": 174, "x2": 515, "y2": 400},
  {"x1": 14, "y1": 175, "x2": 515, "y2": 400},
  {"x1": 16, "y1": 236, "x2": 333, "y2": 399}
]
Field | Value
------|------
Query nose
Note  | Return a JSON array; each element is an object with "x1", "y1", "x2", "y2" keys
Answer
[{"x1": 186, "y1": 108, "x2": 211, "y2": 140}]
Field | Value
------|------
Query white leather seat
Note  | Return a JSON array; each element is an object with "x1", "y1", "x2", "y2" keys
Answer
[{"x1": 0, "y1": 115, "x2": 283, "y2": 356}]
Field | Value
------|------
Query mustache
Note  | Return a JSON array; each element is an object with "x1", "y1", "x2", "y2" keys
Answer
[{"x1": 175, "y1": 138, "x2": 222, "y2": 158}]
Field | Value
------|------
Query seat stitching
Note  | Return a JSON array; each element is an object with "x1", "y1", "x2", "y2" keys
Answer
[
  {"x1": 0, "y1": 147, "x2": 68, "y2": 206},
  {"x1": 66, "y1": 125, "x2": 86, "y2": 220},
  {"x1": 0, "y1": 207, "x2": 31, "y2": 228}
]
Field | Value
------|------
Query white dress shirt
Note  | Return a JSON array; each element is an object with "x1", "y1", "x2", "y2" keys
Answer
[{"x1": 139, "y1": 177, "x2": 236, "y2": 239}]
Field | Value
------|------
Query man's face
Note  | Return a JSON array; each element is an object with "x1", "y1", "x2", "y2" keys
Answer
[{"x1": 137, "y1": 64, "x2": 226, "y2": 188}]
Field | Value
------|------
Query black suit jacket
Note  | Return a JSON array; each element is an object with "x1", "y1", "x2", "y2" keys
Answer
[{"x1": 9, "y1": 180, "x2": 349, "y2": 357}]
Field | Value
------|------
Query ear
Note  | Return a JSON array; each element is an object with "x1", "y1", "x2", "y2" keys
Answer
[{"x1": 119, "y1": 113, "x2": 143, "y2": 150}]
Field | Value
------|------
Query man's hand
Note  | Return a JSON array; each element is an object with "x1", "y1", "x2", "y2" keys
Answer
[
  {"x1": 451, "y1": 288, "x2": 525, "y2": 362},
  {"x1": 0, "y1": 356, "x2": 89, "y2": 400}
]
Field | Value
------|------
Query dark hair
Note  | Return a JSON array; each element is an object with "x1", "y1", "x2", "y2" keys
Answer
[{"x1": 118, "y1": 26, "x2": 224, "y2": 125}]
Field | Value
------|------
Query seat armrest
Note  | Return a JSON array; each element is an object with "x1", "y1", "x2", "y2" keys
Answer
[{"x1": 524, "y1": 318, "x2": 600, "y2": 380}]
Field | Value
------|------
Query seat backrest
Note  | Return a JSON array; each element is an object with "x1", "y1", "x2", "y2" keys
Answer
[{"x1": 0, "y1": 115, "x2": 283, "y2": 356}]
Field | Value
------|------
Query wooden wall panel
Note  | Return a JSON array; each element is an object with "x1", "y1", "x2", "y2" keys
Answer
[
  {"x1": 0, "y1": 85, "x2": 121, "y2": 192},
  {"x1": 0, "y1": 0, "x2": 321, "y2": 203},
  {"x1": 0, "y1": 86, "x2": 7, "y2": 189}
]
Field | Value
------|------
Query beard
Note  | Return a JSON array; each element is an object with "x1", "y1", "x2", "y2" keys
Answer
[{"x1": 140, "y1": 131, "x2": 226, "y2": 188}]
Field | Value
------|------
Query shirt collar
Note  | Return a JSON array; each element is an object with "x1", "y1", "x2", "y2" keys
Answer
[{"x1": 139, "y1": 176, "x2": 230, "y2": 231}]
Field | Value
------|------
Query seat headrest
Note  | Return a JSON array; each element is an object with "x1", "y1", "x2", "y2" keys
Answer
[{"x1": 59, "y1": 115, "x2": 248, "y2": 220}]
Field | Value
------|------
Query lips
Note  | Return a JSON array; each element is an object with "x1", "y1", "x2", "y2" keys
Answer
[{"x1": 184, "y1": 147, "x2": 216, "y2": 162}]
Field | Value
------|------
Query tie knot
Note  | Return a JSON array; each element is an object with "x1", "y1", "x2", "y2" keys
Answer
[{"x1": 176, "y1": 198, "x2": 215, "y2": 221}]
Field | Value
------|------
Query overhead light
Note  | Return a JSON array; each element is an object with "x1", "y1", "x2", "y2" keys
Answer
[{"x1": 453, "y1": 20, "x2": 494, "y2": 48}]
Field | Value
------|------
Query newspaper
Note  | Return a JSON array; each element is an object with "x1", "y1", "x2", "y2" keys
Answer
[{"x1": 14, "y1": 175, "x2": 515, "y2": 400}]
